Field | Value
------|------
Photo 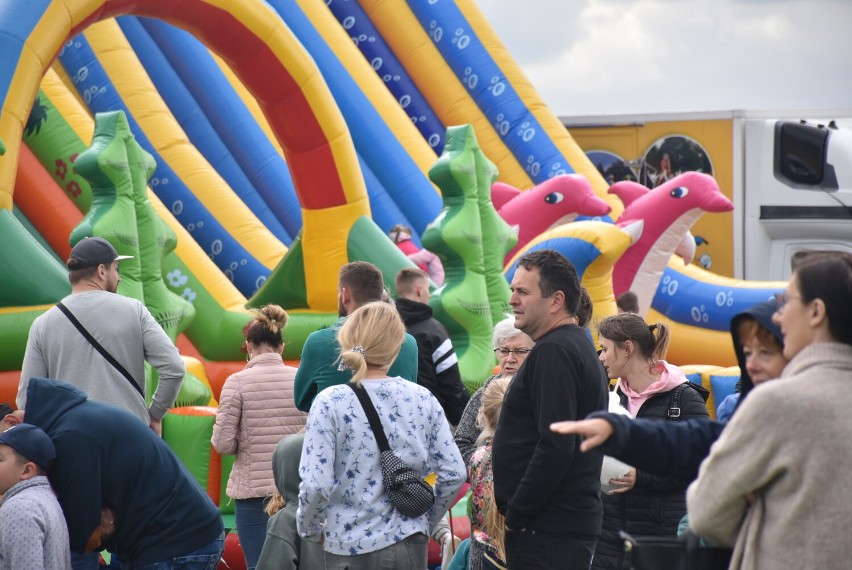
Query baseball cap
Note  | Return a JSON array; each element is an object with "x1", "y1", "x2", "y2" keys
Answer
[
  {"x1": 0, "y1": 423, "x2": 56, "y2": 471},
  {"x1": 67, "y1": 237, "x2": 133, "y2": 270}
]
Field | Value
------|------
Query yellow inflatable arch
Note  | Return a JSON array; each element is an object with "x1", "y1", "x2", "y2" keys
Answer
[{"x1": 0, "y1": 0, "x2": 369, "y2": 309}]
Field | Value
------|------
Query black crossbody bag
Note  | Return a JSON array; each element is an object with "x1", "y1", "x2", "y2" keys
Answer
[
  {"x1": 56, "y1": 302, "x2": 143, "y2": 397},
  {"x1": 346, "y1": 383, "x2": 435, "y2": 517}
]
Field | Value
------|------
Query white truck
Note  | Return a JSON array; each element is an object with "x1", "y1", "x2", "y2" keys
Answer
[{"x1": 562, "y1": 109, "x2": 852, "y2": 281}]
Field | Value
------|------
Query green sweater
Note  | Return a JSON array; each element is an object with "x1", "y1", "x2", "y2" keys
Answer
[{"x1": 293, "y1": 317, "x2": 419, "y2": 412}]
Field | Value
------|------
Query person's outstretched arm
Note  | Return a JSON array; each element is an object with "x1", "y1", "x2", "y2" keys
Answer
[{"x1": 552, "y1": 413, "x2": 725, "y2": 482}]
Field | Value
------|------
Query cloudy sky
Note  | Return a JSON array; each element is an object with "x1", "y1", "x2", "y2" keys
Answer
[{"x1": 476, "y1": 0, "x2": 852, "y2": 118}]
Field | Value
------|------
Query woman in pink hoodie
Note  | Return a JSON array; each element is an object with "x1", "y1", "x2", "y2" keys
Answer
[{"x1": 592, "y1": 313, "x2": 710, "y2": 570}]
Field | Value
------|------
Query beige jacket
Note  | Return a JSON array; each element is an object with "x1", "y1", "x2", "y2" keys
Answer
[
  {"x1": 687, "y1": 342, "x2": 852, "y2": 570},
  {"x1": 212, "y1": 353, "x2": 306, "y2": 499}
]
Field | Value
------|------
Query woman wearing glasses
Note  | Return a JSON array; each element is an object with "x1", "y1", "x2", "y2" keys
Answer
[
  {"x1": 687, "y1": 253, "x2": 852, "y2": 570},
  {"x1": 592, "y1": 313, "x2": 709, "y2": 570},
  {"x1": 453, "y1": 316, "x2": 534, "y2": 465}
]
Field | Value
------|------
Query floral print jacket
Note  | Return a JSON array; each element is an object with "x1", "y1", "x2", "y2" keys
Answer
[{"x1": 297, "y1": 377, "x2": 466, "y2": 556}]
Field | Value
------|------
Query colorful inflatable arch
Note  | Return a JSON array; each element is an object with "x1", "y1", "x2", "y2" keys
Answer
[{"x1": 0, "y1": 0, "x2": 369, "y2": 313}]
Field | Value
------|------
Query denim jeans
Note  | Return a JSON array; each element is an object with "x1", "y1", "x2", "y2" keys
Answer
[
  {"x1": 234, "y1": 498, "x2": 269, "y2": 570},
  {"x1": 116, "y1": 531, "x2": 225, "y2": 570},
  {"x1": 70, "y1": 551, "x2": 99, "y2": 570},
  {"x1": 324, "y1": 532, "x2": 428, "y2": 570}
]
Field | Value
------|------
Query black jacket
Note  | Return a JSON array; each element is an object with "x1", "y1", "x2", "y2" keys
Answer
[
  {"x1": 593, "y1": 299, "x2": 783, "y2": 482},
  {"x1": 492, "y1": 325, "x2": 608, "y2": 533},
  {"x1": 395, "y1": 298, "x2": 470, "y2": 425},
  {"x1": 593, "y1": 383, "x2": 710, "y2": 570},
  {"x1": 24, "y1": 378, "x2": 223, "y2": 563}
]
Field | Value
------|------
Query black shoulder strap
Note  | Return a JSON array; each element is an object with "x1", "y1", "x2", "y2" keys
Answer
[
  {"x1": 346, "y1": 383, "x2": 390, "y2": 452},
  {"x1": 56, "y1": 302, "x2": 143, "y2": 397},
  {"x1": 667, "y1": 383, "x2": 688, "y2": 419}
]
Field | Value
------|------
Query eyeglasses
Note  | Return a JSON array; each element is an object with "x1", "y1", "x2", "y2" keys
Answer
[
  {"x1": 494, "y1": 347, "x2": 532, "y2": 357},
  {"x1": 773, "y1": 291, "x2": 802, "y2": 311}
]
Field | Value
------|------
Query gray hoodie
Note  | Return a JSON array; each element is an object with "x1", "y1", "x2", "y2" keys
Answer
[{"x1": 256, "y1": 434, "x2": 323, "y2": 570}]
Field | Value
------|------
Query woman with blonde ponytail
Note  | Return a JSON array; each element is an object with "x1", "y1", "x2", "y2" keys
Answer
[
  {"x1": 592, "y1": 312, "x2": 709, "y2": 570},
  {"x1": 297, "y1": 302, "x2": 466, "y2": 570},
  {"x1": 212, "y1": 304, "x2": 306, "y2": 570}
]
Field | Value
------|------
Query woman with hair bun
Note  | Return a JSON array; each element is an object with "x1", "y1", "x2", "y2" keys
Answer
[
  {"x1": 297, "y1": 301, "x2": 465, "y2": 570},
  {"x1": 212, "y1": 304, "x2": 306, "y2": 570},
  {"x1": 592, "y1": 312, "x2": 709, "y2": 570}
]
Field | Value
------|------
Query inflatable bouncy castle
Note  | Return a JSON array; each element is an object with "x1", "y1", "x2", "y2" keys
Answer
[{"x1": 0, "y1": 1, "x2": 788, "y2": 563}]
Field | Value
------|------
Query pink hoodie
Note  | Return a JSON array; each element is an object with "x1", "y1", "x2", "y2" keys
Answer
[{"x1": 617, "y1": 360, "x2": 688, "y2": 416}]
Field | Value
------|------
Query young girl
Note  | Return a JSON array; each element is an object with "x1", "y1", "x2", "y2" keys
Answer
[
  {"x1": 297, "y1": 302, "x2": 465, "y2": 570},
  {"x1": 467, "y1": 377, "x2": 511, "y2": 570}
]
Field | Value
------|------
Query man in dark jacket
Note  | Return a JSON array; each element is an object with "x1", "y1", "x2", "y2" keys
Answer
[
  {"x1": 550, "y1": 298, "x2": 787, "y2": 482},
  {"x1": 394, "y1": 268, "x2": 469, "y2": 425},
  {"x1": 5, "y1": 378, "x2": 224, "y2": 569},
  {"x1": 492, "y1": 250, "x2": 608, "y2": 570}
]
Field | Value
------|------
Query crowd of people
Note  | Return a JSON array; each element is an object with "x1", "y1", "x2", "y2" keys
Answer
[{"x1": 5, "y1": 231, "x2": 852, "y2": 570}]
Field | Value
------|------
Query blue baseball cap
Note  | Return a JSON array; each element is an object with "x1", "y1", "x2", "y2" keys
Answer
[{"x1": 0, "y1": 424, "x2": 55, "y2": 471}]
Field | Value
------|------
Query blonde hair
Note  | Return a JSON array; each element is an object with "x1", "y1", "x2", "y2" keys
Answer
[
  {"x1": 474, "y1": 377, "x2": 510, "y2": 561},
  {"x1": 265, "y1": 490, "x2": 284, "y2": 516},
  {"x1": 476, "y1": 377, "x2": 510, "y2": 446},
  {"x1": 487, "y1": 494, "x2": 507, "y2": 561},
  {"x1": 337, "y1": 302, "x2": 405, "y2": 385}
]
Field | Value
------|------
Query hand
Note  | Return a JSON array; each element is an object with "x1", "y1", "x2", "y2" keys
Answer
[
  {"x1": 607, "y1": 468, "x2": 636, "y2": 494},
  {"x1": 85, "y1": 507, "x2": 116, "y2": 552},
  {"x1": 100, "y1": 507, "x2": 116, "y2": 539},
  {"x1": 149, "y1": 418, "x2": 162, "y2": 437},
  {"x1": 550, "y1": 418, "x2": 614, "y2": 452}
]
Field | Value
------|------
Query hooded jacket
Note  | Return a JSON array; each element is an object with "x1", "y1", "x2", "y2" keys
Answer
[
  {"x1": 395, "y1": 298, "x2": 470, "y2": 425},
  {"x1": 724, "y1": 299, "x2": 783, "y2": 414},
  {"x1": 24, "y1": 378, "x2": 223, "y2": 564},
  {"x1": 256, "y1": 434, "x2": 323, "y2": 570},
  {"x1": 591, "y1": 299, "x2": 782, "y2": 482}
]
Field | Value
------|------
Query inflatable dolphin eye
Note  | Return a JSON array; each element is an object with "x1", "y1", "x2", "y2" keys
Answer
[
  {"x1": 670, "y1": 186, "x2": 689, "y2": 198},
  {"x1": 544, "y1": 192, "x2": 565, "y2": 204}
]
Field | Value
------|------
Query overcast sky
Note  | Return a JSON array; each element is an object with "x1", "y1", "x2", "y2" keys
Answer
[{"x1": 476, "y1": 0, "x2": 852, "y2": 118}]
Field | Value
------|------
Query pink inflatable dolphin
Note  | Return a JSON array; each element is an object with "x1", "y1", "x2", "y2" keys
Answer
[
  {"x1": 609, "y1": 182, "x2": 698, "y2": 265},
  {"x1": 611, "y1": 172, "x2": 733, "y2": 315},
  {"x1": 493, "y1": 174, "x2": 611, "y2": 264}
]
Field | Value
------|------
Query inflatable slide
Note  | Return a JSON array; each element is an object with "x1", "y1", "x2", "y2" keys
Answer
[{"x1": 0, "y1": 0, "x2": 786, "y2": 397}]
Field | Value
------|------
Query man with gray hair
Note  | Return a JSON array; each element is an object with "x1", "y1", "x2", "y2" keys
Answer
[{"x1": 17, "y1": 237, "x2": 184, "y2": 435}]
